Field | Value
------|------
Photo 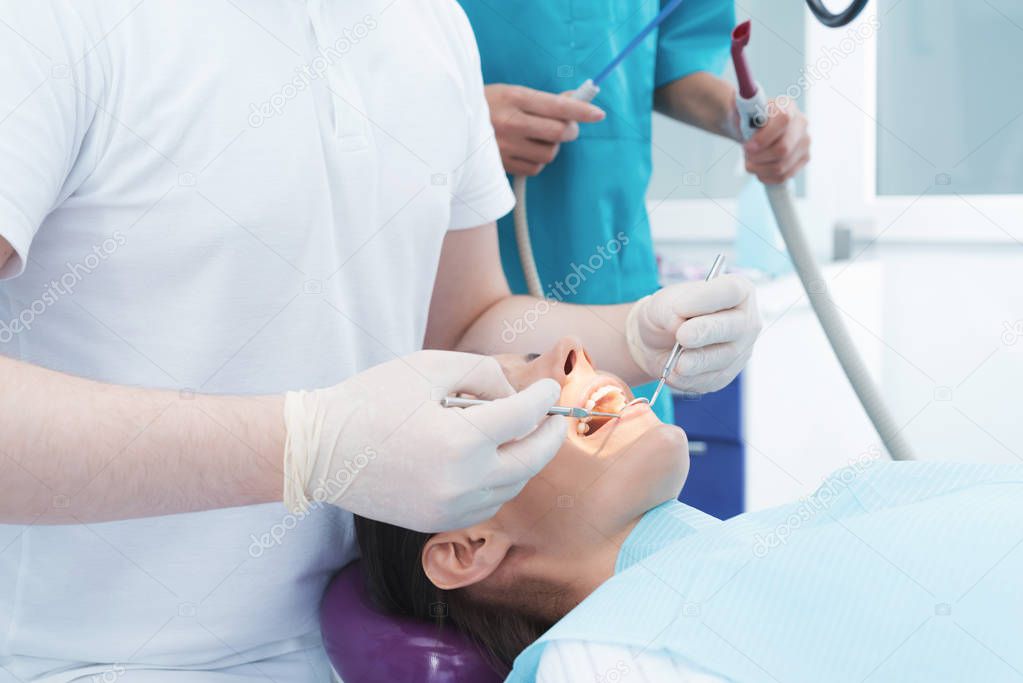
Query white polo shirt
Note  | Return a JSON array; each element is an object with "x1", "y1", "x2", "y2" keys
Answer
[{"x1": 0, "y1": 0, "x2": 512, "y2": 680}]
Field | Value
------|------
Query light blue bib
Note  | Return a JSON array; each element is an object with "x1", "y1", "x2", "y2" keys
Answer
[{"x1": 508, "y1": 462, "x2": 1023, "y2": 682}]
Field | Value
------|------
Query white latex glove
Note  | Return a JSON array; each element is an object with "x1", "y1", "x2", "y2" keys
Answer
[
  {"x1": 625, "y1": 275, "x2": 762, "y2": 394},
  {"x1": 282, "y1": 350, "x2": 565, "y2": 532}
]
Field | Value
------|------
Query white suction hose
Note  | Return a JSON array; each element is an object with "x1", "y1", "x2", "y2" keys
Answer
[
  {"x1": 513, "y1": 175, "x2": 544, "y2": 298},
  {"x1": 738, "y1": 88, "x2": 915, "y2": 461},
  {"x1": 513, "y1": 80, "x2": 601, "y2": 299}
]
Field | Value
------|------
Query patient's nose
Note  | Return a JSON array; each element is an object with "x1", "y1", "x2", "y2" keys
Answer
[{"x1": 542, "y1": 336, "x2": 593, "y2": 385}]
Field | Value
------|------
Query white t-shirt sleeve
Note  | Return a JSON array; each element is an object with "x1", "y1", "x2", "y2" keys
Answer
[
  {"x1": 443, "y1": 4, "x2": 514, "y2": 231},
  {"x1": 535, "y1": 640, "x2": 731, "y2": 683},
  {"x1": 0, "y1": 1, "x2": 99, "y2": 280}
]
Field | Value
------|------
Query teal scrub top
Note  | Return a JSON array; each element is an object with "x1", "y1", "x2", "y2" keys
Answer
[
  {"x1": 457, "y1": 0, "x2": 734, "y2": 303},
  {"x1": 457, "y1": 0, "x2": 735, "y2": 416}
]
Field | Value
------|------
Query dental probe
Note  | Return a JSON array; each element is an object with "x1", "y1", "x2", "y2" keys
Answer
[
  {"x1": 647, "y1": 253, "x2": 727, "y2": 407},
  {"x1": 440, "y1": 396, "x2": 621, "y2": 420}
]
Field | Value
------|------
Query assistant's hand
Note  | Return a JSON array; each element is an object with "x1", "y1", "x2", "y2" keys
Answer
[
  {"x1": 486, "y1": 83, "x2": 605, "y2": 177},
  {"x1": 625, "y1": 275, "x2": 762, "y2": 394},
  {"x1": 743, "y1": 98, "x2": 811, "y2": 185},
  {"x1": 282, "y1": 351, "x2": 565, "y2": 532}
]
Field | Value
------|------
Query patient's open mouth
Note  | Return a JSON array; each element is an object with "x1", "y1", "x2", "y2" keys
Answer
[{"x1": 576, "y1": 383, "x2": 628, "y2": 436}]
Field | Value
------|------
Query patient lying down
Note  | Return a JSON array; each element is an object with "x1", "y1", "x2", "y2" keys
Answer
[{"x1": 355, "y1": 337, "x2": 1023, "y2": 682}]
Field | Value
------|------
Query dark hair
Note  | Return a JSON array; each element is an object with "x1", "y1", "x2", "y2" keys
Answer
[{"x1": 353, "y1": 514, "x2": 563, "y2": 673}]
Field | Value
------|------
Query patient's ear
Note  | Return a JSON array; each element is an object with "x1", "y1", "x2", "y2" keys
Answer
[{"x1": 422, "y1": 526, "x2": 512, "y2": 590}]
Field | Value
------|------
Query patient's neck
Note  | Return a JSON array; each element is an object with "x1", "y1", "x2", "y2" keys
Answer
[{"x1": 539, "y1": 514, "x2": 644, "y2": 618}]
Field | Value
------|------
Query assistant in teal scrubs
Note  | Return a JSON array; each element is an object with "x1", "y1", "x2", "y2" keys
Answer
[{"x1": 457, "y1": 0, "x2": 736, "y2": 423}]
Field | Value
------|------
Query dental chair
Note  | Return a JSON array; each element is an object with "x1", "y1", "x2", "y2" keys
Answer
[{"x1": 321, "y1": 561, "x2": 502, "y2": 683}]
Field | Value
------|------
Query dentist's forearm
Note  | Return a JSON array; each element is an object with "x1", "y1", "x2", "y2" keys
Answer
[
  {"x1": 0, "y1": 356, "x2": 284, "y2": 524},
  {"x1": 654, "y1": 72, "x2": 742, "y2": 142},
  {"x1": 456, "y1": 296, "x2": 650, "y2": 386}
]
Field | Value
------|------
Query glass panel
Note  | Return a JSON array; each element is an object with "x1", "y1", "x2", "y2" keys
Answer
[
  {"x1": 877, "y1": 0, "x2": 1023, "y2": 195},
  {"x1": 648, "y1": 0, "x2": 807, "y2": 200}
]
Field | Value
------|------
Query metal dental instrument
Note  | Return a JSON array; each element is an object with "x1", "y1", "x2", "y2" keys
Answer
[
  {"x1": 647, "y1": 253, "x2": 727, "y2": 407},
  {"x1": 440, "y1": 396, "x2": 620, "y2": 420}
]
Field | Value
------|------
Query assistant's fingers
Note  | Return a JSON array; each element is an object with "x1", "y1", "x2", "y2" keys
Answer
[
  {"x1": 506, "y1": 137, "x2": 561, "y2": 166},
  {"x1": 779, "y1": 146, "x2": 811, "y2": 181},
  {"x1": 522, "y1": 88, "x2": 605, "y2": 123},
  {"x1": 508, "y1": 112, "x2": 577, "y2": 144},
  {"x1": 559, "y1": 120, "x2": 580, "y2": 142},
  {"x1": 745, "y1": 117, "x2": 808, "y2": 165},
  {"x1": 747, "y1": 137, "x2": 810, "y2": 184},
  {"x1": 505, "y1": 157, "x2": 545, "y2": 177},
  {"x1": 745, "y1": 111, "x2": 787, "y2": 154}
]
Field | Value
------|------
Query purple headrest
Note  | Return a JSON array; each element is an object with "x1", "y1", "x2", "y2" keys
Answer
[{"x1": 321, "y1": 561, "x2": 503, "y2": 683}]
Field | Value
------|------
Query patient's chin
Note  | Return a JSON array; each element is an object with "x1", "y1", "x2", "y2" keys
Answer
[
  {"x1": 630, "y1": 423, "x2": 690, "y2": 501},
  {"x1": 652, "y1": 421, "x2": 689, "y2": 460}
]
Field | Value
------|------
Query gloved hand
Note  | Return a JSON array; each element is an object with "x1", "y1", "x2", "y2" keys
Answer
[
  {"x1": 625, "y1": 275, "x2": 762, "y2": 394},
  {"x1": 282, "y1": 351, "x2": 565, "y2": 532}
]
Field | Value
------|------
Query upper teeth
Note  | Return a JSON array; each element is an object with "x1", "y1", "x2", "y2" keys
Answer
[{"x1": 582, "y1": 384, "x2": 624, "y2": 416}]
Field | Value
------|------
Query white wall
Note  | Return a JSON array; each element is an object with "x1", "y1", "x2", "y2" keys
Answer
[
  {"x1": 742, "y1": 257, "x2": 885, "y2": 510},
  {"x1": 746, "y1": 245, "x2": 1023, "y2": 509},
  {"x1": 880, "y1": 245, "x2": 1023, "y2": 465}
]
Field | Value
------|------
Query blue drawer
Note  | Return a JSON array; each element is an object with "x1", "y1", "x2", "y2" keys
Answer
[
  {"x1": 673, "y1": 374, "x2": 742, "y2": 444},
  {"x1": 678, "y1": 439, "x2": 744, "y2": 519},
  {"x1": 674, "y1": 375, "x2": 744, "y2": 519}
]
